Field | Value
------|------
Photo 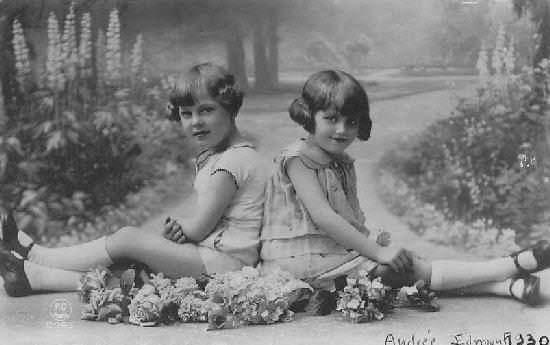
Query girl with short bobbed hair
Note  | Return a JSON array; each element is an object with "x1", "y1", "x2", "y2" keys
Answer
[
  {"x1": 261, "y1": 69, "x2": 550, "y2": 306},
  {"x1": 0, "y1": 63, "x2": 267, "y2": 297},
  {"x1": 289, "y1": 69, "x2": 372, "y2": 141},
  {"x1": 168, "y1": 63, "x2": 244, "y2": 120}
]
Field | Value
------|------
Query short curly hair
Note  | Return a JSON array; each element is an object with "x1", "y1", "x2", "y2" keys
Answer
[
  {"x1": 289, "y1": 70, "x2": 372, "y2": 141},
  {"x1": 168, "y1": 63, "x2": 244, "y2": 121}
]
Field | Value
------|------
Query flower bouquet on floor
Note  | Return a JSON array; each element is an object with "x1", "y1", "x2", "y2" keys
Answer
[
  {"x1": 393, "y1": 280, "x2": 440, "y2": 312},
  {"x1": 80, "y1": 268, "x2": 137, "y2": 324},
  {"x1": 336, "y1": 270, "x2": 394, "y2": 323},
  {"x1": 335, "y1": 270, "x2": 439, "y2": 323},
  {"x1": 204, "y1": 266, "x2": 312, "y2": 330},
  {"x1": 79, "y1": 266, "x2": 312, "y2": 329}
]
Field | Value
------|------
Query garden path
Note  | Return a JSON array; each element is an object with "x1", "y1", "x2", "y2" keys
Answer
[{"x1": 1, "y1": 79, "x2": 549, "y2": 345}]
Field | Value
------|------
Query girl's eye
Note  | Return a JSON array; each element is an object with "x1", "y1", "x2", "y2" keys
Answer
[
  {"x1": 179, "y1": 109, "x2": 192, "y2": 118},
  {"x1": 200, "y1": 106, "x2": 214, "y2": 114},
  {"x1": 325, "y1": 116, "x2": 337, "y2": 123},
  {"x1": 348, "y1": 119, "x2": 358, "y2": 127}
]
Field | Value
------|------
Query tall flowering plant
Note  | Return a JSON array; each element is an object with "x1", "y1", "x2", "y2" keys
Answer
[
  {"x1": 46, "y1": 12, "x2": 64, "y2": 92},
  {"x1": 11, "y1": 19, "x2": 31, "y2": 93},
  {"x1": 130, "y1": 34, "x2": 144, "y2": 78},
  {"x1": 61, "y1": 2, "x2": 78, "y2": 82},
  {"x1": 79, "y1": 13, "x2": 93, "y2": 78},
  {"x1": 106, "y1": 8, "x2": 121, "y2": 84}
]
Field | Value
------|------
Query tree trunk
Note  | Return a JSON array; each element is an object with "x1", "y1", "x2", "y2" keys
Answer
[
  {"x1": 0, "y1": 13, "x2": 8, "y2": 132},
  {"x1": 226, "y1": 26, "x2": 248, "y2": 91},
  {"x1": 266, "y1": 12, "x2": 279, "y2": 89},
  {"x1": 534, "y1": 3, "x2": 550, "y2": 65},
  {"x1": 253, "y1": 19, "x2": 271, "y2": 90}
]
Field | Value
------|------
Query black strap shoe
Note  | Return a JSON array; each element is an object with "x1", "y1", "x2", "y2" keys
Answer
[
  {"x1": 0, "y1": 211, "x2": 34, "y2": 259},
  {"x1": 510, "y1": 240, "x2": 550, "y2": 274},
  {"x1": 509, "y1": 274, "x2": 541, "y2": 306},
  {"x1": 0, "y1": 245, "x2": 33, "y2": 297}
]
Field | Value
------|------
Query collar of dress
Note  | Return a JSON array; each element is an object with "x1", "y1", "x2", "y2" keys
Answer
[{"x1": 296, "y1": 138, "x2": 354, "y2": 168}]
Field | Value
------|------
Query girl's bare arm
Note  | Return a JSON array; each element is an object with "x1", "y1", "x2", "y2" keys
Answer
[
  {"x1": 287, "y1": 158, "x2": 412, "y2": 272},
  {"x1": 171, "y1": 171, "x2": 237, "y2": 243}
]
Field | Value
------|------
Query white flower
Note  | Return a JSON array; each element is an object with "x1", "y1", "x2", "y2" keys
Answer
[
  {"x1": 106, "y1": 8, "x2": 121, "y2": 83},
  {"x1": 12, "y1": 19, "x2": 31, "y2": 91},
  {"x1": 61, "y1": 2, "x2": 78, "y2": 81},
  {"x1": 79, "y1": 12, "x2": 92, "y2": 77},
  {"x1": 402, "y1": 285, "x2": 419, "y2": 296},
  {"x1": 46, "y1": 12, "x2": 64, "y2": 91},
  {"x1": 130, "y1": 34, "x2": 143, "y2": 77}
]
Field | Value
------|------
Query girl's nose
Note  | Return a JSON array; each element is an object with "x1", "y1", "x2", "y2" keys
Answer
[
  {"x1": 335, "y1": 120, "x2": 347, "y2": 133},
  {"x1": 191, "y1": 113, "x2": 202, "y2": 126}
]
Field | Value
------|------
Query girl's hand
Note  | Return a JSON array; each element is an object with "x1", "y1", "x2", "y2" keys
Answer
[
  {"x1": 376, "y1": 246, "x2": 413, "y2": 273},
  {"x1": 376, "y1": 230, "x2": 391, "y2": 247},
  {"x1": 163, "y1": 217, "x2": 187, "y2": 244}
]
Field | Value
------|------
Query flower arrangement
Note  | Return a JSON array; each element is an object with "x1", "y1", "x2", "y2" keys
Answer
[
  {"x1": 336, "y1": 270, "x2": 439, "y2": 323},
  {"x1": 336, "y1": 271, "x2": 393, "y2": 323},
  {"x1": 204, "y1": 266, "x2": 311, "y2": 329},
  {"x1": 80, "y1": 266, "x2": 312, "y2": 329}
]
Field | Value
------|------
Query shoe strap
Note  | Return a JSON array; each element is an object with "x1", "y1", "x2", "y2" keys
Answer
[{"x1": 512, "y1": 254, "x2": 530, "y2": 275}]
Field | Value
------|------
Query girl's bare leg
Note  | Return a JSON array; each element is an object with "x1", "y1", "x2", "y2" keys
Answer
[
  {"x1": 106, "y1": 227, "x2": 207, "y2": 278},
  {"x1": 28, "y1": 236, "x2": 114, "y2": 272}
]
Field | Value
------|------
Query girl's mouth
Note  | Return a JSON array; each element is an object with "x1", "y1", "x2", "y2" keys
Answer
[
  {"x1": 193, "y1": 130, "x2": 210, "y2": 138},
  {"x1": 331, "y1": 137, "x2": 349, "y2": 143}
]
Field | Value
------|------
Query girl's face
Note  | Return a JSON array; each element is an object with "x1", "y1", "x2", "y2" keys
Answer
[
  {"x1": 311, "y1": 110, "x2": 358, "y2": 155},
  {"x1": 177, "y1": 95, "x2": 235, "y2": 149}
]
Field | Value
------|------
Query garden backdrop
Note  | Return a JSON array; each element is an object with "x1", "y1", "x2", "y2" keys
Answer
[{"x1": 0, "y1": 0, "x2": 548, "y2": 264}]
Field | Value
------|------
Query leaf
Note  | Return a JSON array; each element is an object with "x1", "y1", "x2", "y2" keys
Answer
[
  {"x1": 19, "y1": 189, "x2": 39, "y2": 208},
  {"x1": 93, "y1": 111, "x2": 114, "y2": 129},
  {"x1": 66, "y1": 130, "x2": 79, "y2": 143},
  {"x1": 46, "y1": 130, "x2": 66, "y2": 152},
  {"x1": 6, "y1": 137, "x2": 23, "y2": 155},
  {"x1": 120, "y1": 269, "x2": 136, "y2": 295},
  {"x1": 63, "y1": 111, "x2": 77, "y2": 123}
]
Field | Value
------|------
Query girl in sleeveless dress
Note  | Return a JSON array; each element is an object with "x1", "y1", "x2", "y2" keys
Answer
[{"x1": 260, "y1": 69, "x2": 550, "y2": 305}]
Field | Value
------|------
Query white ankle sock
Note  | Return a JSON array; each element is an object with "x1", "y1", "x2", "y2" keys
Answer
[
  {"x1": 18, "y1": 231, "x2": 34, "y2": 247},
  {"x1": 430, "y1": 258, "x2": 517, "y2": 291},
  {"x1": 24, "y1": 261, "x2": 81, "y2": 291},
  {"x1": 28, "y1": 236, "x2": 114, "y2": 271}
]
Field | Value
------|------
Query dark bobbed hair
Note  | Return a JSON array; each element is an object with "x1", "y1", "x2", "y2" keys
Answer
[
  {"x1": 168, "y1": 63, "x2": 244, "y2": 121},
  {"x1": 289, "y1": 70, "x2": 372, "y2": 141}
]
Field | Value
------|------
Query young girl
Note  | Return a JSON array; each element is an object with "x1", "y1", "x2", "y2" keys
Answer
[
  {"x1": 260, "y1": 70, "x2": 550, "y2": 305},
  {"x1": 0, "y1": 63, "x2": 267, "y2": 297}
]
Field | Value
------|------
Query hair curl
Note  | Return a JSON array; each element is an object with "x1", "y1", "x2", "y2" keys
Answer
[
  {"x1": 168, "y1": 63, "x2": 244, "y2": 121},
  {"x1": 289, "y1": 70, "x2": 372, "y2": 141}
]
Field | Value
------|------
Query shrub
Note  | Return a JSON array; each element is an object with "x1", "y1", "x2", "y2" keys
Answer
[{"x1": 379, "y1": 57, "x2": 550, "y2": 247}]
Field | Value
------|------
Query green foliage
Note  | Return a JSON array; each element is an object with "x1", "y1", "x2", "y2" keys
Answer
[
  {"x1": 379, "y1": 61, "x2": 550, "y2": 247},
  {"x1": 0, "y1": 6, "x2": 193, "y2": 243}
]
